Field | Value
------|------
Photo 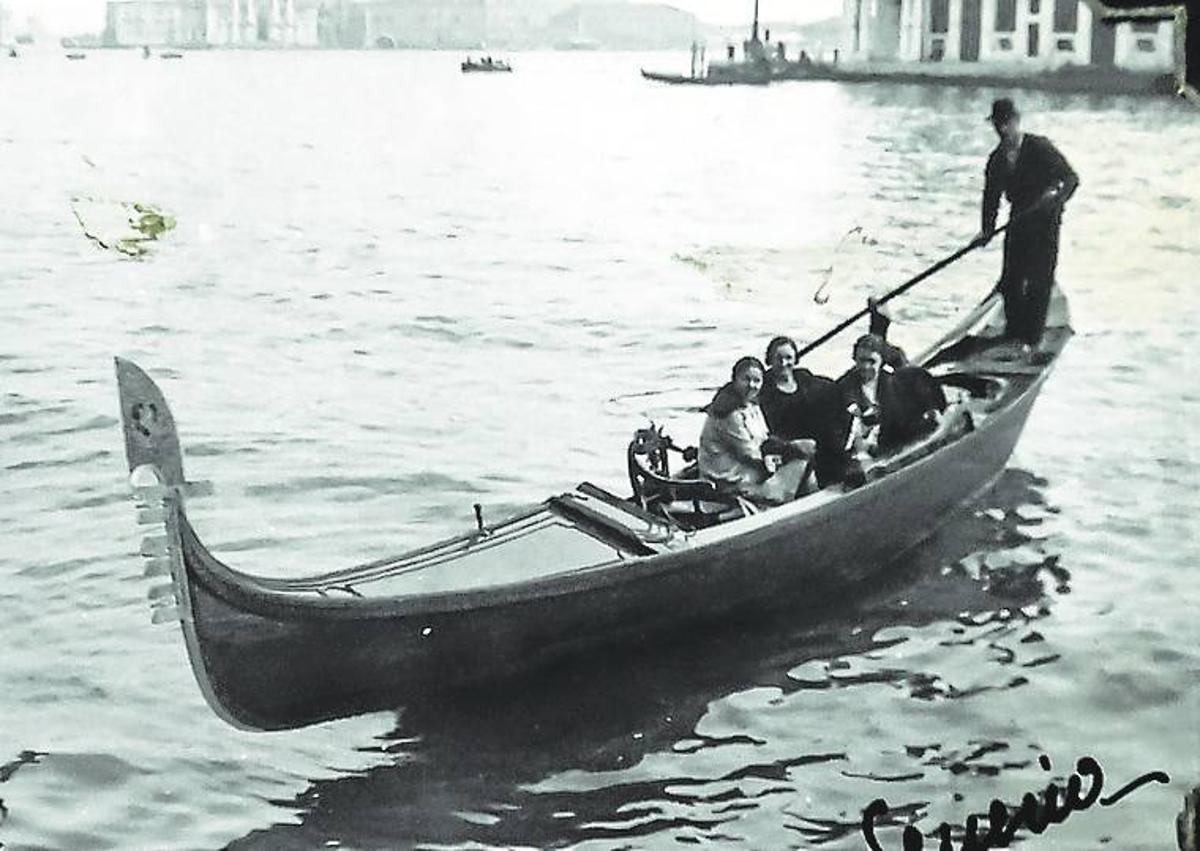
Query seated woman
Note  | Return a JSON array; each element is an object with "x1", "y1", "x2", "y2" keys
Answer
[
  {"x1": 759, "y1": 335, "x2": 851, "y2": 487},
  {"x1": 698, "y1": 356, "x2": 816, "y2": 505},
  {"x1": 836, "y1": 333, "x2": 946, "y2": 457}
]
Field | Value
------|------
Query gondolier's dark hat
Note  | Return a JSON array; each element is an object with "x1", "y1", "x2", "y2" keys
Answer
[{"x1": 987, "y1": 97, "x2": 1018, "y2": 123}]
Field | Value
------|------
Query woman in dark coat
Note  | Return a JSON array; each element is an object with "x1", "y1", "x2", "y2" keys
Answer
[
  {"x1": 759, "y1": 336, "x2": 851, "y2": 487},
  {"x1": 836, "y1": 333, "x2": 946, "y2": 457}
]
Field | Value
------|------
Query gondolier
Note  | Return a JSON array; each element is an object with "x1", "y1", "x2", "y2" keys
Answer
[{"x1": 974, "y1": 98, "x2": 1078, "y2": 355}]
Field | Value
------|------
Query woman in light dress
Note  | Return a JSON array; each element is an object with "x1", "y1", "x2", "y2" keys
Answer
[{"x1": 698, "y1": 356, "x2": 816, "y2": 506}]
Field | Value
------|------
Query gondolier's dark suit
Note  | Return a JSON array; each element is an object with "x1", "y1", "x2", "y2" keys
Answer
[{"x1": 982, "y1": 133, "x2": 1078, "y2": 347}]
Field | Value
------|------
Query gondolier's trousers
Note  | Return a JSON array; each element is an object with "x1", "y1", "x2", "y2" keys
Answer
[{"x1": 1000, "y1": 215, "x2": 1061, "y2": 347}]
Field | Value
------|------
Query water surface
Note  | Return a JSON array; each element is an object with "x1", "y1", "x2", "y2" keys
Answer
[{"x1": 0, "y1": 48, "x2": 1197, "y2": 849}]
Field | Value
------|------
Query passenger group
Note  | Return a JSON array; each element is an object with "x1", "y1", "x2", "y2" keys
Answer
[{"x1": 697, "y1": 308, "x2": 947, "y2": 507}]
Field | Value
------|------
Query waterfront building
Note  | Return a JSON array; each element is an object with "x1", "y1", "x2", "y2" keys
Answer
[
  {"x1": 841, "y1": 0, "x2": 1174, "y2": 74},
  {"x1": 203, "y1": 0, "x2": 323, "y2": 46},
  {"x1": 104, "y1": 0, "x2": 323, "y2": 47},
  {"x1": 105, "y1": 1, "x2": 208, "y2": 46},
  {"x1": 314, "y1": 0, "x2": 366, "y2": 47},
  {"x1": 97, "y1": 0, "x2": 719, "y2": 51}
]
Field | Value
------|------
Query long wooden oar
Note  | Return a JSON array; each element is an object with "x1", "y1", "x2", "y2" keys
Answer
[
  {"x1": 794, "y1": 223, "x2": 1010, "y2": 359},
  {"x1": 607, "y1": 230, "x2": 1006, "y2": 405},
  {"x1": 797, "y1": 181, "x2": 1076, "y2": 359},
  {"x1": 607, "y1": 191, "x2": 1071, "y2": 405}
]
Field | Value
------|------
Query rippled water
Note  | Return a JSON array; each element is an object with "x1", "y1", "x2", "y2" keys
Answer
[{"x1": 1, "y1": 48, "x2": 1197, "y2": 850}]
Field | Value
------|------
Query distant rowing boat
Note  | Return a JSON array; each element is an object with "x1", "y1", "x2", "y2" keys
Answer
[
  {"x1": 114, "y1": 287, "x2": 1070, "y2": 731},
  {"x1": 461, "y1": 57, "x2": 512, "y2": 73}
]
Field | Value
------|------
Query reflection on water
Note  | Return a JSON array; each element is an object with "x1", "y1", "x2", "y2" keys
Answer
[{"x1": 229, "y1": 471, "x2": 1067, "y2": 848}]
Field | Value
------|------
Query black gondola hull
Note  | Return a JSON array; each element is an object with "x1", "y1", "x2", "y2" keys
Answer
[
  {"x1": 180, "y1": 370, "x2": 1040, "y2": 729},
  {"x1": 117, "y1": 292, "x2": 1069, "y2": 730}
]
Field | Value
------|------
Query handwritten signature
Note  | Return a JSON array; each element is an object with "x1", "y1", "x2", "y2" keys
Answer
[{"x1": 861, "y1": 754, "x2": 1170, "y2": 850}]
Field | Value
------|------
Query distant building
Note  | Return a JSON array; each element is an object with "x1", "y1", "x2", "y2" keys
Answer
[
  {"x1": 842, "y1": 0, "x2": 1174, "y2": 73},
  {"x1": 104, "y1": 0, "x2": 324, "y2": 47},
  {"x1": 203, "y1": 0, "x2": 323, "y2": 46},
  {"x1": 544, "y1": 2, "x2": 698, "y2": 50},
  {"x1": 105, "y1": 1, "x2": 208, "y2": 46},
  {"x1": 316, "y1": 0, "x2": 367, "y2": 47},
  {"x1": 98, "y1": 0, "x2": 704, "y2": 50}
]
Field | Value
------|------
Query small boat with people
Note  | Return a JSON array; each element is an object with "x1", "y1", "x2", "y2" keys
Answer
[
  {"x1": 114, "y1": 227, "x2": 1071, "y2": 731},
  {"x1": 461, "y1": 56, "x2": 512, "y2": 73}
]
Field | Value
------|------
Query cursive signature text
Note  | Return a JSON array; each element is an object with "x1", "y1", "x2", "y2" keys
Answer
[{"x1": 861, "y1": 754, "x2": 1170, "y2": 850}]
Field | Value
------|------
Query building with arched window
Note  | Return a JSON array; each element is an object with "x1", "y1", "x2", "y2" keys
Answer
[
  {"x1": 841, "y1": 0, "x2": 1175, "y2": 76},
  {"x1": 104, "y1": 0, "x2": 325, "y2": 47}
]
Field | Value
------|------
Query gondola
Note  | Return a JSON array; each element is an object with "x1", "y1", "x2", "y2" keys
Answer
[
  {"x1": 115, "y1": 288, "x2": 1071, "y2": 731},
  {"x1": 640, "y1": 66, "x2": 771, "y2": 86},
  {"x1": 639, "y1": 62, "x2": 833, "y2": 87}
]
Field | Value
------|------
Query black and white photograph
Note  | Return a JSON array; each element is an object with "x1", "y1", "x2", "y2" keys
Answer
[{"x1": 1, "y1": 0, "x2": 1197, "y2": 848}]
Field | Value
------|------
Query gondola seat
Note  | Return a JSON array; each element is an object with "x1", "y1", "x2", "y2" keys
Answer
[{"x1": 627, "y1": 426, "x2": 748, "y2": 529}]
